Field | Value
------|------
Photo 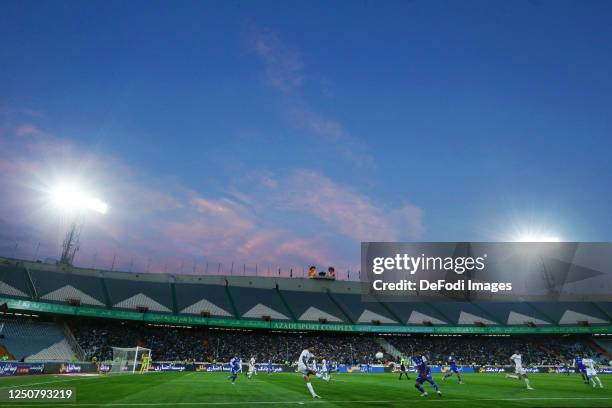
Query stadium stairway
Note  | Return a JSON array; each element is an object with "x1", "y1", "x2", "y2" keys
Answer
[
  {"x1": 376, "y1": 337, "x2": 402, "y2": 360},
  {"x1": 590, "y1": 338, "x2": 612, "y2": 360},
  {"x1": 535, "y1": 342, "x2": 563, "y2": 361},
  {"x1": 325, "y1": 290, "x2": 355, "y2": 324},
  {"x1": 100, "y1": 275, "x2": 113, "y2": 308},
  {"x1": 275, "y1": 285, "x2": 298, "y2": 321},
  {"x1": 223, "y1": 280, "x2": 240, "y2": 319},
  {"x1": 23, "y1": 266, "x2": 39, "y2": 300},
  {"x1": 170, "y1": 280, "x2": 178, "y2": 314},
  {"x1": 62, "y1": 322, "x2": 86, "y2": 361},
  {"x1": 27, "y1": 339, "x2": 76, "y2": 361}
]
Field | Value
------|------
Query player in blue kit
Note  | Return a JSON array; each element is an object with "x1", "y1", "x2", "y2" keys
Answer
[
  {"x1": 326, "y1": 359, "x2": 335, "y2": 379},
  {"x1": 412, "y1": 352, "x2": 442, "y2": 397},
  {"x1": 574, "y1": 355, "x2": 589, "y2": 384},
  {"x1": 228, "y1": 353, "x2": 240, "y2": 384},
  {"x1": 442, "y1": 352, "x2": 463, "y2": 384},
  {"x1": 267, "y1": 359, "x2": 273, "y2": 374}
]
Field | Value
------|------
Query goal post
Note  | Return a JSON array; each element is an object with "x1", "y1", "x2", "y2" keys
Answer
[{"x1": 110, "y1": 346, "x2": 152, "y2": 374}]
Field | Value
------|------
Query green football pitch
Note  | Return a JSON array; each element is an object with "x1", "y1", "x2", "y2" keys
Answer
[{"x1": 1, "y1": 372, "x2": 611, "y2": 407}]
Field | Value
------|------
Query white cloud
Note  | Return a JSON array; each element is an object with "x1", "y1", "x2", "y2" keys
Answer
[{"x1": 248, "y1": 25, "x2": 373, "y2": 166}]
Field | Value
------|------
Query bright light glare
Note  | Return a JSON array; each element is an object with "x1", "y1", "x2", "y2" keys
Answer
[
  {"x1": 50, "y1": 184, "x2": 108, "y2": 214},
  {"x1": 513, "y1": 234, "x2": 560, "y2": 242}
]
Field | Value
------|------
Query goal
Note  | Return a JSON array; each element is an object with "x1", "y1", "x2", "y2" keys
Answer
[{"x1": 110, "y1": 346, "x2": 152, "y2": 374}]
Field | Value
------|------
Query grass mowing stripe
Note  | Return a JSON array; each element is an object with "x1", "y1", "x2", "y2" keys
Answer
[
  {"x1": 3, "y1": 397, "x2": 612, "y2": 407},
  {"x1": 0, "y1": 376, "x2": 104, "y2": 390},
  {"x1": 1, "y1": 372, "x2": 610, "y2": 407}
]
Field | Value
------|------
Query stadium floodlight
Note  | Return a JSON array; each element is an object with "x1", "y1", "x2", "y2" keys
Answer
[
  {"x1": 47, "y1": 181, "x2": 108, "y2": 266},
  {"x1": 50, "y1": 183, "x2": 108, "y2": 214},
  {"x1": 506, "y1": 222, "x2": 562, "y2": 243},
  {"x1": 514, "y1": 234, "x2": 560, "y2": 243}
]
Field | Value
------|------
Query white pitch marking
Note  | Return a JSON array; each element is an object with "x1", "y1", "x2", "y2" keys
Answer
[
  {"x1": 0, "y1": 376, "x2": 103, "y2": 390},
  {"x1": 3, "y1": 397, "x2": 612, "y2": 406}
]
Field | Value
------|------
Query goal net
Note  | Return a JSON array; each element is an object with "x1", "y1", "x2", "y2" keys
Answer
[{"x1": 110, "y1": 346, "x2": 152, "y2": 374}]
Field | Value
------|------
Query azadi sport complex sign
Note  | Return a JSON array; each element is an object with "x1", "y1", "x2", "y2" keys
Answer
[
  {"x1": 361, "y1": 242, "x2": 612, "y2": 302},
  {"x1": 1, "y1": 297, "x2": 610, "y2": 335}
]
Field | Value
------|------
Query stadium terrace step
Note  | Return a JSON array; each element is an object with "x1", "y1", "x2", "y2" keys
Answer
[{"x1": 0, "y1": 319, "x2": 76, "y2": 361}]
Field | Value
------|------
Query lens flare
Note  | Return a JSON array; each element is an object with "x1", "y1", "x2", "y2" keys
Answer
[{"x1": 50, "y1": 183, "x2": 108, "y2": 214}]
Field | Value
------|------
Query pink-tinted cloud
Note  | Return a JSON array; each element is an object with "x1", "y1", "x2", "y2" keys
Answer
[
  {"x1": 275, "y1": 238, "x2": 335, "y2": 268},
  {"x1": 236, "y1": 169, "x2": 425, "y2": 242},
  {"x1": 161, "y1": 197, "x2": 333, "y2": 269},
  {"x1": 0, "y1": 117, "x2": 423, "y2": 276}
]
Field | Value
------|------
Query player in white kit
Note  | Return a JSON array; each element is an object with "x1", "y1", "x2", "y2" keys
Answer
[
  {"x1": 320, "y1": 358, "x2": 330, "y2": 381},
  {"x1": 505, "y1": 351, "x2": 534, "y2": 390},
  {"x1": 247, "y1": 356, "x2": 257, "y2": 379},
  {"x1": 298, "y1": 344, "x2": 328, "y2": 399},
  {"x1": 583, "y1": 354, "x2": 603, "y2": 388}
]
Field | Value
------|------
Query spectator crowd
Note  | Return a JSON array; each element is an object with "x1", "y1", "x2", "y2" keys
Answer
[
  {"x1": 388, "y1": 335, "x2": 598, "y2": 366},
  {"x1": 70, "y1": 320, "x2": 604, "y2": 366}
]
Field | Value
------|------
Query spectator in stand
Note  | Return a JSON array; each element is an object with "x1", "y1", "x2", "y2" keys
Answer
[{"x1": 69, "y1": 320, "x2": 602, "y2": 366}]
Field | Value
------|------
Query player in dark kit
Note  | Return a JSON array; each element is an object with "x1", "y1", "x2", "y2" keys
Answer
[
  {"x1": 412, "y1": 352, "x2": 442, "y2": 397},
  {"x1": 398, "y1": 355, "x2": 410, "y2": 380},
  {"x1": 563, "y1": 361, "x2": 571, "y2": 376}
]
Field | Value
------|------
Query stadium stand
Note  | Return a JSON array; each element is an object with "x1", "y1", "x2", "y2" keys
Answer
[
  {"x1": 427, "y1": 301, "x2": 502, "y2": 325},
  {"x1": 2, "y1": 258, "x2": 612, "y2": 327},
  {"x1": 70, "y1": 320, "x2": 386, "y2": 364},
  {"x1": 594, "y1": 302, "x2": 612, "y2": 320},
  {"x1": 174, "y1": 277, "x2": 234, "y2": 318},
  {"x1": 29, "y1": 269, "x2": 106, "y2": 307},
  {"x1": 531, "y1": 302, "x2": 610, "y2": 325},
  {"x1": 103, "y1": 272, "x2": 173, "y2": 313},
  {"x1": 226, "y1": 285, "x2": 292, "y2": 321},
  {"x1": 65, "y1": 319, "x2": 606, "y2": 365},
  {"x1": 280, "y1": 289, "x2": 348, "y2": 323},
  {"x1": 384, "y1": 335, "x2": 603, "y2": 366},
  {"x1": 0, "y1": 264, "x2": 31, "y2": 298},
  {"x1": 594, "y1": 338, "x2": 612, "y2": 356},
  {"x1": 0, "y1": 319, "x2": 77, "y2": 361},
  {"x1": 329, "y1": 293, "x2": 399, "y2": 325},
  {"x1": 0, "y1": 256, "x2": 610, "y2": 368},
  {"x1": 383, "y1": 302, "x2": 450, "y2": 325},
  {"x1": 470, "y1": 302, "x2": 553, "y2": 326}
]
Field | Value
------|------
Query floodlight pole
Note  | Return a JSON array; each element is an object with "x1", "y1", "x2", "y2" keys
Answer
[{"x1": 59, "y1": 217, "x2": 83, "y2": 266}]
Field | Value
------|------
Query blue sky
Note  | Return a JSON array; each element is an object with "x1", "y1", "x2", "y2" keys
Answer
[{"x1": 1, "y1": 0, "x2": 611, "y2": 276}]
